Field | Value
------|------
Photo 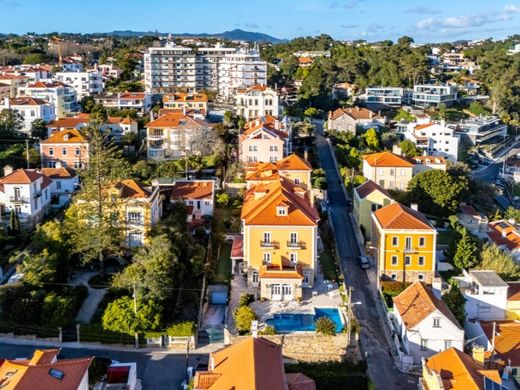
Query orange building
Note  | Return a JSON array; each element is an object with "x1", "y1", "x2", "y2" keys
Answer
[{"x1": 40, "y1": 129, "x2": 89, "y2": 169}]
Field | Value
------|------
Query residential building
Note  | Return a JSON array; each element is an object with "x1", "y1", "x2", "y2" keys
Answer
[
  {"x1": 412, "y1": 84, "x2": 458, "y2": 108},
  {"x1": 404, "y1": 122, "x2": 460, "y2": 161},
  {"x1": 241, "y1": 177, "x2": 319, "y2": 301},
  {"x1": 40, "y1": 129, "x2": 89, "y2": 169},
  {"x1": 448, "y1": 116, "x2": 507, "y2": 146},
  {"x1": 455, "y1": 270, "x2": 509, "y2": 321},
  {"x1": 331, "y1": 82, "x2": 358, "y2": 99},
  {"x1": 0, "y1": 73, "x2": 28, "y2": 98},
  {"x1": 411, "y1": 156, "x2": 448, "y2": 174},
  {"x1": 353, "y1": 180, "x2": 393, "y2": 242},
  {"x1": 55, "y1": 70, "x2": 103, "y2": 99},
  {"x1": 40, "y1": 165, "x2": 79, "y2": 207},
  {"x1": 297, "y1": 57, "x2": 313, "y2": 67},
  {"x1": 145, "y1": 112, "x2": 213, "y2": 160},
  {"x1": 327, "y1": 107, "x2": 385, "y2": 134},
  {"x1": 95, "y1": 363, "x2": 138, "y2": 390},
  {"x1": 456, "y1": 204, "x2": 489, "y2": 235},
  {"x1": 487, "y1": 220, "x2": 520, "y2": 262},
  {"x1": 97, "y1": 63, "x2": 123, "y2": 79},
  {"x1": 235, "y1": 85, "x2": 279, "y2": 120},
  {"x1": 170, "y1": 180, "x2": 215, "y2": 222},
  {"x1": 362, "y1": 151, "x2": 414, "y2": 190},
  {"x1": 61, "y1": 57, "x2": 84, "y2": 72},
  {"x1": 143, "y1": 42, "x2": 267, "y2": 99},
  {"x1": 239, "y1": 116, "x2": 291, "y2": 165},
  {"x1": 193, "y1": 337, "x2": 315, "y2": 390},
  {"x1": 93, "y1": 92, "x2": 152, "y2": 114},
  {"x1": 372, "y1": 202, "x2": 436, "y2": 284},
  {"x1": 0, "y1": 348, "x2": 93, "y2": 390},
  {"x1": 0, "y1": 167, "x2": 53, "y2": 229},
  {"x1": 419, "y1": 347, "x2": 505, "y2": 390},
  {"x1": 364, "y1": 87, "x2": 412, "y2": 107},
  {"x1": 508, "y1": 43, "x2": 520, "y2": 55},
  {"x1": 293, "y1": 50, "x2": 331, "y2": 58},
  {"x1": 506, "y1": 282, "x2": 520, "y2": 320},
  {"x1": 0, "y1": 97, "x2": 55, "y2": 135},
  {"x1": 17, "y1": 80, "x2": 79, "y2": 118},
  {"x1": 392, "y1": 281, "x2": 464, "y2": 365},
  {"x1": 163, "y1": 92, "x2": 208, "y2": 116}
]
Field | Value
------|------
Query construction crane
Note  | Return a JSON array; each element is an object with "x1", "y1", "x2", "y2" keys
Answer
[{"x1": 51, "y1": 36, "x2": 64, "y2": 67}]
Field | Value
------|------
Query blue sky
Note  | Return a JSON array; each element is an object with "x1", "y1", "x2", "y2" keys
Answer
[{"x1": 1, "y1": 0, "x2": 520, "y2": 42}]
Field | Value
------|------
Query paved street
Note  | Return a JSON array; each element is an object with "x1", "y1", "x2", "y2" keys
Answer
[
  {"x1": 314, "y1": 123, "x2": 417, "y2": 390},
  {"x1": 0, "y1": 341, "x2": 208, "y2": 389}
]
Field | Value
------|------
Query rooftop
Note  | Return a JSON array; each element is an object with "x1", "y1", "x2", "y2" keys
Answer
[
  {"x1": 487, "y1": 220, "x2": 520, "y2": 251},
  {"x1": 362, "y1": 151, "x2": 414, "y2": 168},
  {"x1": 328, "y1": 106, "x2": 383, "y2": 121},
  {"x1": 469, "y1": 270, "x2": 508, "y2": 288},
  {"x1": 170, "y1": 180, "x2": 214, "y2": 201},
  {"x1": 41, "y1": 129, "x2": 88, "y2": 144},
  {"x1": 480, "y1": 320, "x2": 520, "y2": 366},
  {"x1": 355, "y1": 179, "x2": 392, "y2": 200},
  {"x1": 373, "y1": 202, "x2": 433, "y2": 230}
]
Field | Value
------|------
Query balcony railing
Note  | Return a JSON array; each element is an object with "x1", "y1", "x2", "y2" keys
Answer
[
  {"x1": 260, "y1": 240, "x2": 279, "y2": 249},
  {"x1": 9, "y1": 196, "x2": 29, "y2": 203},
  {"x1": 403, "y1": 247, "x2": 417, "y2": 254},
  {"x1": 287, "y1": 241, "x2": 306, "y2": 249},
  {"x1": 33, "y1": 190, "x2": 42, "y2": 198}
]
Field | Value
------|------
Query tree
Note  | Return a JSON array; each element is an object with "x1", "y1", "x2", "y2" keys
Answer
[
  {"x1": 442, "y1": 283, "x2": 466, "y2": 326},
  {"x1": 437, "y1": 103, "x2": 447, "y2": 120},
  {"x1": 185, "y1": 127, "x2": 223, "y2": 161},
  {"x1": 23, "y1": 53, "x2": 47, "y2": 64},
  {"x1": 504, "y1": 207, "x2": 520, "y2": 222},
  {"x1": 102, "y1": 297, "x2": 162, "y2": 335},
  {"x1": 216, "y1": 192, "x2": 230, "y2": 207},
  {"x1": 41, "y1": 291, "x2": 74, "y2": 327},
  {"x1": 399, "y1": 140, "x2": 420, "y2": 158},
  {"x1": 304, "y1": 107, "x2": 318, "y2": 118},
  {"x1": 315, "y1": 317, "x2": 336, "y2": 335},
  {"x1": 234, "y1": 305, "x2": 256, "y2": 335},
  {"x1": 112, "y1": 234, "x2": 178, "y2": 302},
  {"x1": 364, "y1": 128, "x2": 380, "y2": 151},
  {"x1": 475, "y1": 244, "x2": 520, "y2": 280},
  {"x1": 18, "y1": 249, "x2": 58, "y2": 287},
  {"x1": 468, "y1": 102, "x2": 489, "y2": 117},
  {"x1": 394, "y1": 109, "x2": 415, "y2": 122},
  {"x1": 80, "y1": 96, "x2": 96, "y2": 113},
  {"x1": 452, "y1": 229, "x2": 478, "y2": 270},
  {"x1": 408, "y1": 170, "x2": 469, "y2": 216},
  {"x1": 0, "y1": 109, "x2": 24, "y2": 137},
  {"x1": 30, "y1": 118, "x2": 48, "y2": 139}
]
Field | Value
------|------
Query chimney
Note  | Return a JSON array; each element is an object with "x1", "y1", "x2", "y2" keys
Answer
[
  {"x1": 274, "y1": 120, "x2": 280, "y2": 130},
  {"x1": 3, "y1": 165, "x2": 14, "y2": 176},
  {"x1": 410, "y1": 203, "x2": 419, "y2": 211},
  {"x1": 63, "y1": 133, "x2": 69, "y2": 141},
  {"x1": 251, "y1": 320, "x2": 258, "y2": 338},
  {"x1": 55, "y1": 161, "x2": 62, "y2": 169},
  {"x1": 472, "y1": 345, "x2": 486, "y2": 364},
  {"x1": 440, "y1": 119, "x2": 446, "y2": 127},
  {"x1": 304, "y1": 149, "x2": 309, "y2": 161}
]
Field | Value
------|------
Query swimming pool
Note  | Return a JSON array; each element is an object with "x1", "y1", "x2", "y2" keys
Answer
[{"x1": 265, "y1": 307, "x2": 344, "y2": 333}]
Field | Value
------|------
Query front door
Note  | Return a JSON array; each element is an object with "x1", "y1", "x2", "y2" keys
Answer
[
  {"x1": 271, "y1": 284, "x2": 282, "y2": 300},
  {"x1": 282, "y1": 284, "x2": 293, "y2": 301},
  {"x1": 302, "y1": 271, "x2": 310, "y2": 288},
  {"x1": 196, "y1": 200, "x2": 201, "y2": 210}
]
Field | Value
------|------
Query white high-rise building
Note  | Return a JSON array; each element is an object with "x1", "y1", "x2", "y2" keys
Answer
[
  {"x1": 144, "y1": 43, "x2": 267, "y2": 99},
  {"x1": 55, "y1": 70, "x2": 103, "y2": 99}
]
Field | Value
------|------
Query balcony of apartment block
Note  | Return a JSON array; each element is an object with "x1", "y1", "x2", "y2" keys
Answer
[
  {"x1": 286, "y1": 240, "x2": 306, "y2": 250},
  {"x1": 260, "y1": 240, "x2": 279, "y2": 249},
  {"x1": 148, "y1": 131, "x2": 165, "y2": 140},
  {"x1": 148, "y1": 141, "x2": 166, "y2": 150},
  {"x1": 9, "y1": 196, "x2": 30, "y2": 204}
]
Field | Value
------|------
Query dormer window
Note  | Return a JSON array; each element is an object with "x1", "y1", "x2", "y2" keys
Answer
[{"x1": 276, "y1": 206, "x2": 288, "y2": 216}]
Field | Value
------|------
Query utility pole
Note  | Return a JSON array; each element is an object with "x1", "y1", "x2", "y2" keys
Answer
[
  {"x1": 133, "y1": 284, "x2": 139, "y2": 349},
  {"x1": 347, "y1": 286, "x2": 352, "y2": 347},
  {"x1": 185, "y1": 337, "x2": 191, "y2": 382},
  {"x1": 25, "y1": 139, "x2": 30, "y2": 169}
]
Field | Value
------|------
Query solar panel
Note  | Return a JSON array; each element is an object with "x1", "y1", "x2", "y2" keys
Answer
[
  {"x1": 483, "y1": 376, "x2": 508, "y2": 390},
  {"x1": 48, "y1": 368, "x2": 64, "y2": 380}
]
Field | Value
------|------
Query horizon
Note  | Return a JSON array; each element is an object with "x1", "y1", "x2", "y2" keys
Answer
[{"x1": 1, "y1": 0, "x2": 520, "y2": 43}]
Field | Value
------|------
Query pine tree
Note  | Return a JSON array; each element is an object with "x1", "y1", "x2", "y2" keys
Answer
[
  {"x1": 442, "y1": 283, "x2": 466, "y2": 326},
  {"x1": 452, "y1": 229, "x2": 478, "y2": 270},
  {"x1": 9, "y1": 209, "x2": 20, "y2": 234}
]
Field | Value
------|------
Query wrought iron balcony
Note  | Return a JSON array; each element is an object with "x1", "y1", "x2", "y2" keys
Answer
[
  {"x1": 260, "y1": 240, "x2": 279, "y2": 249},
  {"x1": 287, "y1": 241, "x2": 306, "y2": 249}
]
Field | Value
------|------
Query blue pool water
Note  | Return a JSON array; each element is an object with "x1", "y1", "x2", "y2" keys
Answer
[{"x1": 265, "y1": 308, "x2": 344, "y2": 333}]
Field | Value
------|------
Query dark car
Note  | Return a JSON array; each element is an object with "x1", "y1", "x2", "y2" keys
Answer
[{"x1": 358, "y1": 256, "x2": 370, "y2": 269}]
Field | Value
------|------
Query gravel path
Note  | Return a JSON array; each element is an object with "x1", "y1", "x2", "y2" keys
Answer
[{"x1": 72, "y1": 271, "x2": 107, "y2": 324}]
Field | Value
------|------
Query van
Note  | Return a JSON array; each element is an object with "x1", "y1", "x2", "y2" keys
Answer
[{"x1": 358, "y1": 256, "x2": 370, "y2": 269}]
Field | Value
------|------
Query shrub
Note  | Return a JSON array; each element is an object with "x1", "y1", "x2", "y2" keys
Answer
[
  {"x1": 238, "y1": 293, "x2": 255, "y2": 307},
  {"x1": 315, "y1": 317, "x2": 336, "y2": 336},
  {"x1": 41, "y1": 292, "x2": 75, "y2": 327},
  {"x1": 234, "y1": 305, "x2": 257, "y2": 335},
  {"x1": 216, "y1": 192, "x2": 230, "y2": 207},
  {"x1": 166, "y1": 321, "x2": 196, "y2": 337},
  {"x1": 259, "y1": 325, "x2": 276, "y2": 335}
]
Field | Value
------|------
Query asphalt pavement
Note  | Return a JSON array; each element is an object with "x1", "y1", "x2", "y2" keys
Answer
[{"x1": 314, "y1": 122, "x2": 417, "y2": 390}]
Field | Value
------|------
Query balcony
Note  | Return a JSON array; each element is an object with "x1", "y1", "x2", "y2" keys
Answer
[
  {"x1": 287, "y1": 241, "x2": 306, "y2": 249},
  {"x1": 260, "y1": 240, "x2": 279, "y2": 249},
  {"x1": 147, "y1": 133, "x2": 165, "y2": 140},
  {"x1": 403, "y1": 247, "x2": 417, "y2": 254},
  {"x1": 33, "y1": 190, "x2": 42, "y2": 198},
  {"x1": 9, "y1": 196, "x2": 29, "y2": 203}
]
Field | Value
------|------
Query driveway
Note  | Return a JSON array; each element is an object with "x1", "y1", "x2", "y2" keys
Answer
[{"x1": 314, "y1": 122, "x2": 417, "y2": 390}]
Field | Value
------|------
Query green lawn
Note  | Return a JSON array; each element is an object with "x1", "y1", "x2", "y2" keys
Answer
[{"x1": 214, "y1": 242, "x2": 232, "y2": 283}]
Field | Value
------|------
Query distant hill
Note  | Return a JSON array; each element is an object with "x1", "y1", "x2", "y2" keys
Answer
[{"x1": 106, "y1": 29, "x2": 285, "y2": 43}]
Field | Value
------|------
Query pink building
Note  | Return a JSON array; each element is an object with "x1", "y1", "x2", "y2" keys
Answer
[{"x1": 40, "y1": 129, "x2": 89, "y2": 169}]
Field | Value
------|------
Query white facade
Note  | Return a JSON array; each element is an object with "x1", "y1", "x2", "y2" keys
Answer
[
  {"x1": 447, "y1": 116, "x2": 507, "y2": 145},
  {"x1": 55, "y1": 70, "x2": 103, "y2": 99},
  {"x1": 93, "y1": 92, "x2": 152, "y2": 114},
  {"x1": 0, "y1": 97, "x2": 55, "y2": 135},
  {"x1": 235, "y1": 86, "x2": 279, "y2": 120},
  {"x1": 404, "y1": 122, "x2": 460, "y2": 161},
  {"x1": 412, "y1": 84, "x2": 458, "y2": 107},
  {"x1": 17, "y1": 80, "x2": 79, "y2": 118},
  {"x1": 40, "y1": 166, "x2": 79, "y2": 207},
  {"x1": 365, "y1": 87, "x2": 412, "y2": 107}
]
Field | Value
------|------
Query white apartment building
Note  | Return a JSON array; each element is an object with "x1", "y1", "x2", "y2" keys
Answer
[
  {"x1": 447, "y1": 116, "x2": 507, "y2": 145},
  {"x1": 404, "y1": 122, "x2": 460, "y2": 161},
  {"x1": 364, "y1": 87, "x2": 413, "y2": 107},
  {"x1": 143, "y1": 42, "x2": 267, "y2": 99},
  {"x1": 412, "y1": 84, "x2": 458, "y2": 107},
  {"x1": 55, "y1": 70, "x2": 103, "y2": 99},
  {"x1": 235, "y1": 85, "x2": 279, "y2": 120},
  {"x1": 17, "y1": 80, "x2": 79, "y2": 118},
  {"x1": 0, "y1": 97, "x2": 55, "y2": 135},
  {"x1": 93, "y1": 92, "x2": 152, "y2": 114},
  {"x1": 40, "y1": 164, "x2": 79, "y2": 207}
]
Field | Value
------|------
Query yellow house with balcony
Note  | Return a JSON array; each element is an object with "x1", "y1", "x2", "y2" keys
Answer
[
  {"x1": 241, "y1": 177, "x2": 319, "y2": 301},
  {"x1": 372, "y1": 202, "x2": 436, "y2": 285}
]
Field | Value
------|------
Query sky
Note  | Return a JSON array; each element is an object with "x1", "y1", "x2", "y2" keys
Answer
[{"x1": 1, "y1": 0, "x2": 520, "y2": 43}]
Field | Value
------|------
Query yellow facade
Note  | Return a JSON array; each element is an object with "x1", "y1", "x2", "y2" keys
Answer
[
  {"x1": 506, "y1": 301, "x2": 520, "y2": 320},
  {"x1": 353, "y1": 189, "x2": 392, "y2": 241}
]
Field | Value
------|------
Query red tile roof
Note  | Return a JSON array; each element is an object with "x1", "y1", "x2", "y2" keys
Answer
[
  {"x1": 480, "y1": 320, "x2": 520, "y2": 366},
  {"x1": 170, "y1": 180, "x2": 214, "y2": 200},
  {"x1": 146, "y1": 112, "x2": 210, "y2": 128},
  {"x1": 487, "y1": 220, "x2": 520, "y2": 252},
  {"x1": 40, "y1": 167, "x2": 77, "y2": 179},
  {"x1": 41, "y1": 129, "x2": 88, "y2": 144},
  {"x1": 373, "y1": 202, "x2": 433, "y2": 230},
  {"x1": 329, "y1": 106, "x2": 383, "y2": 121},
  {"x1": 9, "y1": 97, "x2": 49, "y2": 106},
  {"x1": 231, "y1": 235, "x2": 243, "y2": 259},
  {"x1": 114, "y1": 179, "x2": 151, "y2": 199},
  {"x1": 286, "y1": 373, "x2": 317, "y2": 390},
  {"x1": 362, "y1": 151, "x2": 414, "y2": 168},
  {"x1": 0, "y1": 169, "x2": 43, "y2": 184},
  {"x1": 163, "y1": 92, "x2": 208, "y2": 103},
  {"x1": 355, "y1": 179, "x2": 392, "y2": 199},
  {"x1": 276, "y1": 154, "x2": 312, "y2": 171},
  {"x1": 415, "y1": 123, "x2": 435, "y2": 130}
]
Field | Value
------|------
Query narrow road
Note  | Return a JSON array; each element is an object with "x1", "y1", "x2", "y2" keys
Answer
[{"x1": 314, "y1": 122, "x2": 417, "y2": 390}]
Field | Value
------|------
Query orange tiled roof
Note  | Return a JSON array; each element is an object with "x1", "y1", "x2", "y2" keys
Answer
[
  {"x1": 480, "y1": 320, "x2": 520, "y2": 366},
  {"x1": 507, "y1": 282, "x2": 520, "y2": 301},
  {"x1": 28, "y1": 80, "x2": 67, "y2": 88},
  {"x1": 231, "y1": 235, "x2": 244, "y2": 259},
  {"x1": 373, "y1": 202, "x2": 433, "y2": 230},
  {"x1": 362, "y1": 151, "x2": 414, "y2": 168},
  {"x1": 46, "y1": 117, "x2": 87, "y2": 129},
  {"x1": 415, "y1": 122, "x2": 435, "y2": 130},
  {"x1": 329, "y1": 106, "x2": 383, "y2": 121},
  {"x1": 355, "y1": 179, "x2": 392, "y2": 200},
  {"x1": 424, "y1": 348, "x2": 502, "y2": 390},
  {"x1": 276, "y1": 154, "x2": 312, "y2": 171},
  {"x1": 393, "y1": 281, "x2": 461, "y2": 330},
  {"x1": 487, "y1": 220, "x2": 520, "y2": 251},
  {"x1": 146, "y1": 112, "x2": 209, "y2": 128},
  {"x1": 9, "y1": 97, "x2": 49, "y2": 106},
  {"x1": 241, "y1": 179, "x2": 318, "y2": 226},
  {"x1": 260, "y1": 265, "x2": 303, "y2": 279},
  {"x1": 245, "y1": 162, "x2": 280, "y2": 182},
  {"x1": 120, "y1": 92, "x2": 146, "y2": 99},
  {"x1": 171, "y1": 180, "x2": 214, "y2": 200},
  {"x1": 114, "y1": 179, "x2": 151, "y2": 199},
  {"x1": 40, "y1": 129, "x2": 87, "y2": 144},
  {"x1": 29, "y1": 349, "x2": 59, "y2": 365},
  {"x1": 298, "y1": 57, "x2": 313, "y2": 64},
  {"x1": 0, "y1": 168, "x2": 43, "y2": 184},
  {"x1": 163, "y1": 92, "x2": 208, "y2": 103},
  {"x1": 40, "y1": 166, "x2": 77, "y2": 179},
  {"x1": 241, "y1": 117, "x2": 288, "y2": 141},
  {"x1": 243, "y1": 115, "x2": 279, "y2": 131}
]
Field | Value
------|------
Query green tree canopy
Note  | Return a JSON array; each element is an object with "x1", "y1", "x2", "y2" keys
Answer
[
  {"x1": 442, "y1": 283, "x2": 466, "y2": 326},
  {"x1": 452, "y1": 229, "x2": 479, "y2": 270},
  {"x1": 0, "y1": 109, "x2": 24, "y2": 137},
  {"x1": 102, "y1": 296, "x2": 162, "y2": 335},
  {"x1": 475, "y1": 244, "x2": 520, "y2": 280},
  {"x1": 399, "y1": 139, "x2": 420, "y2": 158},
  {"x1": 30, "y1": 118, "x2": 48, "y2": 139},
  {"x1": 234, "y1": 305, "x2": 256, "y2": 335},
  {"x1": 364, "y1": 128, "x2": 380, "y2": 151}
]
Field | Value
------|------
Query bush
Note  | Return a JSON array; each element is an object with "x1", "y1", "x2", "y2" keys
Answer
[
  {"x1": 234, "y1": 305, "x2": 256, "y2": 335},
  {"x1": 285, "y1": 360, "x2": 368, "y2": 390},
  {"x1": 238, "y1": 293, "x2": 255, "y2": 307},
  {"x1": 259, "y1": 325, "x2": 276, "y2": 335},
  {"x1": 315, "y1": 317, "x2": 336, "y2": 335},
  {"x1": 216, "y1": 192, "x2": 230, "y2": 207},
  {"x1": 380, "y1": 281, "x2": 410, "y2": 308},
  {"x1": 166, "y1": 321, "x2": 196, "y2": 337}
]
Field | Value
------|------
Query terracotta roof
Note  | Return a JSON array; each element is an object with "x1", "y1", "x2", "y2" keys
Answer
[
  {"x1": 487, "y1": 220, "x2": 520, "y2": 251},
  {"x1": 231, "y1": 235, "x2": 243, "y2": 259},
  {"x1": 276, "y1": 154, "x2": 312, "y2": 171},
  {"x1": 362, "y1": 151, "x2": 414, "y2": 168},
  {"x1": 193, "y1": 372, "x2": 222, "y2": 389},
  {"x1": 424, "y1": 348, "x2": 502, "y2": 390},
  {"x1": 0, "y1": 349, "x2": 93, "y2": 390},
  {"x1": 9, "y1": 97, "x2": 49, "y2": 106},
  {"x1": 355, "y1": 179, "x2": 392, "y2": 199},
  {"x1": 286, "y1": 373, "x2": 317, "y2": 390},
  {"x1": 40, "y1": 167, "x2": 77, "y2": 179},
  {"x1": 46, "y1": 117, "x2": 87, "y2": 129},
  {"x1": 120, "y1": 92, "x2": 146, "y2": 99},
  {"x1": 114, "y1": 179, "x2": 151, "y2": 199},
  {"x1": 260, "y1": 265, "x2": 303, "y2": 279},
  {"x1": 0, "y1": 74, "x2": 27, "y2": 80},
  {"x1": 120, "y1": 116, "x2": 136, "y2": 125},
  {"x1": 373, "y1": 202, "x2": 433, "y2": 230},
  {"x1": 329, "y1": 106, "x2": 383, "y2": 121},
  {"x1": 241, "y1": 179, "x2": 318, "y2": 226},
  {"x1": 480, "y1": 320, "x2": 520, "y2": 366},
  {"x1": 393, "y1": 281, "x2": 461, "y2": 330},
  {"x1": 194, "y1": 337, "x2": 287, "y2": 390},
  {"x1": 170, "y1": 180, "x2": 214, "y2": 201},
  {"x1": 459, "y1": 204, "x2": 480, "y2": 217},
  {"x1": 28, "y1": 80, "x2": 68, "y2": 88},
  {"x1": 415, "y1": 122, "x2": 435, "y2": 130},
  {"x1": 240, "y1": 118, "x2": 288, "y2": 141},
  {"x1": 245, "y1": 162, "x2": 280, "y2": 182},
  {"x1": 41, "y1": 129, "x2": 88, "y2": 144},
  {"x1": 146, "y1": 112, "x2": 210, "y2": 128},
  {"x1": 163, "y1": 92, "x2": 208, "y2": 103},
  {"x1": 0, "y1": 169, "x2": 43, "y2": 184},
  {"x1": 298, "y1": 57, "x2": 313, "y2": 64},
  {"x1": 507, "y1": 282, "x2": 520, "y2": 301}
]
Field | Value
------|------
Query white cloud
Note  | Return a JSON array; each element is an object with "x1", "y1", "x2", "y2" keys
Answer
[{"x1": 504, "y1": 4, "x2": 520, "y2": 13}]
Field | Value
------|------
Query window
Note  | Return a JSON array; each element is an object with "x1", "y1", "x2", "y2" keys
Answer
[
  {"x1": 418, "y1": 273, "x2": 424, "y2": 281},
  {"x1": 405, "y1": 237, "x2": 412, "y2": 251},
  {"x1": 420, "y1": 339, "x2": 428, "y2": 351},
  {"x1": 252, "y1": 271, "x2": 259, "y2": 283},
  {"x1": 128, "y1": 232, "x2": 143, "y2": 247},
  {"x1": 62, "y1": 147, "x2": 67, "y2": 156},
  {"x1": 276, "y1": 206, "x2": 287, "y2": 216},
  {"x1": 263, "y1": 252, "x2": 271, "y2": 263},
  {"x1": 48, "y1": 161, "x2": 56, "y2": 168},
  {"x1": 419, "y1": 237, "x2": 426, "y2": 247},
  {"x1": 391, "y1": 273, "x2": 397, "y2": 280},
  {"x1": 73, "y1": 161, "x2": 82, "y2": 169},
  {"x1": 389, "y1": 169, "x2": 395, "y2": 176},
  {"x1": 433, "y1": 318, "x2": 440, "y2": 328},
  {"x1": 290, "y1": 252, "x2": 298, "y2": 263},
  {"x1": 49, "y1": 147, "x2": 54, "y2": 156},
  {"x1": 204, "y1": 200, "x2": 210, "y2": 205},
  {"x1": 269, "y1": 145, "x2": 278, "y2": 152},
  {"x1": 56, "y1": 180, "x2": 62, "y2": 190},
  {"x1": 263, "y1": 232, "x2": 271, "y2": 243},
  {"x1": 294, "y1": 178, "x2": 300, "y2": 185},
  {"x1": 418, "y1": 256, "x2": 425, "y2": 266},
  {"x1": 15, "y1": 205, "x2": 21, "y2": 215},
  {"x1": 404, "y1": 256, "x2": 411, "y2": 266},
  {"x1": 75, "y1": 147, "x2": 80, "y2": 156},
  {"x1": 127, "y1": 212, "x2": 142, "y2": 223},
  {"x1": 391, "y1": 236, "x2": 398, "y2": 247},
  {"x1": 391, "y1": 256, "x2": 398, "y2": 266},
  {"x1": 290, "y1": 232, "x2": 298, "y2": 243},
  {"x1": 444, "y1": 340, "x2": 451, "y2": 349},
  {"x1": 270, "y1": 156, "x2": 278, "y2": 163}
]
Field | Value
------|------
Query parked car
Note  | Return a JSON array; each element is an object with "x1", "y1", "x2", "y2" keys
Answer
[{"x1": 358, "y1": 256, "x2": 370, "y2": 269}]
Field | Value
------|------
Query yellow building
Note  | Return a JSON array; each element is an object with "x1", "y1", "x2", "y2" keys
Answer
[
  {"x1": 245, "y1": 154, "x2": 312, "y2": 191},
  {"x1": 353, "y1": 180, "x2": 393, "y2": 242},
  {"x1": 372, "y1": 202, "x2": 436, "y2": 284},
  {"x1": 507, "y1": 282, "x2": 520, "y2": 320}
]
